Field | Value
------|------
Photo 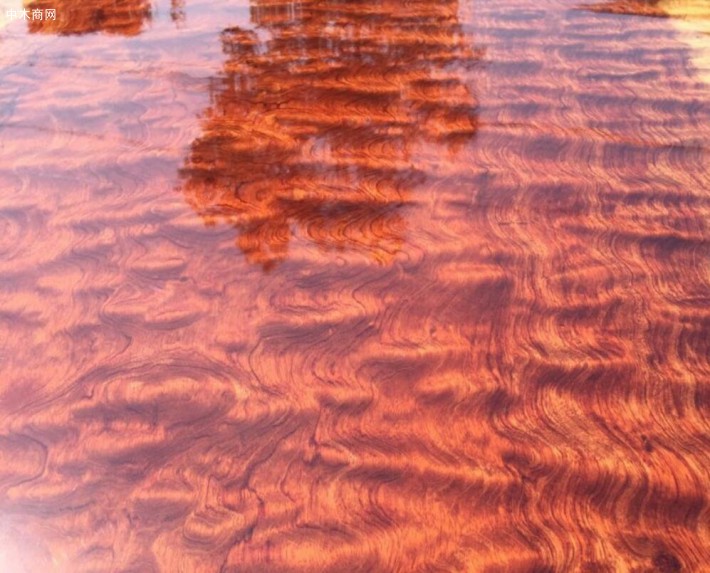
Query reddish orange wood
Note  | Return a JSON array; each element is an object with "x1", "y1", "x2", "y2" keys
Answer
[{"x1": 0, "y1": 0, "x2": 708, "y2": 571}]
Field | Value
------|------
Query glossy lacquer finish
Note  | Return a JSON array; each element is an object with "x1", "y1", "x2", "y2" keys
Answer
[{"x1": 0, "y1": 0, "x2": 708, "y2": 571}]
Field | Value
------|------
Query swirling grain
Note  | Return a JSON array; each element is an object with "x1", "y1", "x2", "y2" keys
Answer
[{"x1": 0, "y1": 0, "x2": 709, "y2": 571}]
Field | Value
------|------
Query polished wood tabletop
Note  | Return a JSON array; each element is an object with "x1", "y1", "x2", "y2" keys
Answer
[{"x1": 0, "y1": 0, "x2": 708, "y2": 571}]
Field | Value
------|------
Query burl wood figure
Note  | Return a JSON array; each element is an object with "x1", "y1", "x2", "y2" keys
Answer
[{"x1": 0, "y1": 0, "x2": 708, "y2": 571}]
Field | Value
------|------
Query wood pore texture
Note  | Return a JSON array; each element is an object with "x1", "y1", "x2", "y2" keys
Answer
[{"x1": 0, "y1": 0, "x2": 709, "y2": 571}]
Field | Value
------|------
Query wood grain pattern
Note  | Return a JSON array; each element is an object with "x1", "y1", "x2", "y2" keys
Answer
[
  {"x1": 0, "y1": 0, "x2": 709, "y2": 571},
  {"x1": 25, "y1": 0, "x2": 152, "y2": 36}
]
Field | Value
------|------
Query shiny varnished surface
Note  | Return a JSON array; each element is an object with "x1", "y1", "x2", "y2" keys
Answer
[
  {"x1": 24, "y1": 0, "x2": 152, "y2": 36},
  {"x1": 0, "y1": 0, "x2": 709, "y2": 571}
]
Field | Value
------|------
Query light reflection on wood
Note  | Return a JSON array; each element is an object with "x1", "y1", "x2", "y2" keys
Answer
[
  {"x1": 0, "y1": 0, "x2": 708, "y2": 571},
  {"x1": 179, "y1": 0, "x2": 482, "y2": 269}
]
